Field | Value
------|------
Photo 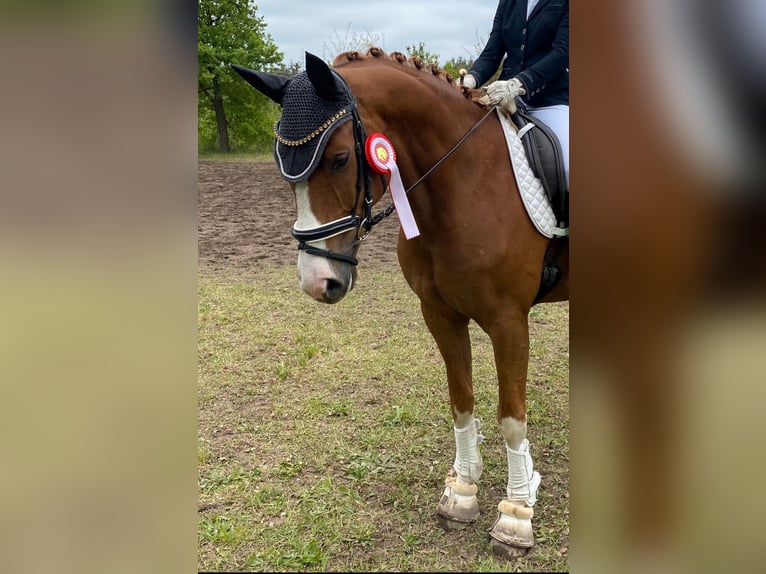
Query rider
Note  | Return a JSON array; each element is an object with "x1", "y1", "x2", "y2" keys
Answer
[{"x1": 459, "y1": 0, "x2": 569, "y2": 186}]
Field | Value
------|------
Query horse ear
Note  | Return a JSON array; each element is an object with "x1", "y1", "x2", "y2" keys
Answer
[
  {"x1": 305, "y1": 52, "x2": 344, "y2": 100},
  {"x1": 231, "y1": 64, "x2": 290, "y2": 104}
]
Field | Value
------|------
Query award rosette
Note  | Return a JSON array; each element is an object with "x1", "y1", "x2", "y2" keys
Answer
[{"x1": 364, "y1": 133, "x2": 420, "y2": 239}]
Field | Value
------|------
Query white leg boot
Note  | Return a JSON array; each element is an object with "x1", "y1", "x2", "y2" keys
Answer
[
  {"x1": 436, "y1": 417, "x2": 484, "y2": 527},
  {"x1": 489, "y1": 439, "x2": 541, "y2": 554}
]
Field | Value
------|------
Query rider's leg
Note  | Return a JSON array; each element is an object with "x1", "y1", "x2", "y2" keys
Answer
[{"x1": 527, "y1": 104, "x2": 569, "y2": 188}]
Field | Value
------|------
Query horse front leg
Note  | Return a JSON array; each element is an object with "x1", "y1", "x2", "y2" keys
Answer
[
  {"x1": 420, "y1": 302, "x2": 483, "y2": 530},
  {"x1": 485, "y1": 311, "x2": 541, "y2": 559}
]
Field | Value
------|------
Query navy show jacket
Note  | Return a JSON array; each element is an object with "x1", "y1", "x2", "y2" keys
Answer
[{"x1": 469, "y1": 0, "x2": 569, "y2": 107}]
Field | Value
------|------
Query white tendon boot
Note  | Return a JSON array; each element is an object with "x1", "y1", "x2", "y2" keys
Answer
[
  {"x1": 489, "y1": 439, "x2": 541, "y2": 555},
  {"x1": 436, "y1": 417, "x2": 484, "y2": 528}
]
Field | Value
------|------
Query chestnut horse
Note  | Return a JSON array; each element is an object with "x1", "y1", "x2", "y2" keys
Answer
[{"x1": 233, "y1": 48, "x2": 569, "y2": 559}]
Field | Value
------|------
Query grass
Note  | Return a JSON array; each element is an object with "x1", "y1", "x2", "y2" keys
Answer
[
  {"x1": 198, "y1": 266, "x2": 569, "y2": 572},
  {"x1": 198, "y1": 151, "x2": 273, "y2": 161}
]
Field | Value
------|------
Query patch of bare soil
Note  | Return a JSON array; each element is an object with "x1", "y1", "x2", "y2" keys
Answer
[
  {"x1": 197, "y1": 160, "x2": 400, "y2": 273},
  {"x1": 197, "y1": 159, "x2": 569, "y2": 571}
]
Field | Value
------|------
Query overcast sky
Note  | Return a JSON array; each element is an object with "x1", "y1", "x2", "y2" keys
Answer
[{"x1": 255, "y1": 0, "x2": 498, "y2": 66}]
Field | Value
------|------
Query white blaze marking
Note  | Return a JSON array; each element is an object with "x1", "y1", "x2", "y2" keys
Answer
[
  {"x1": 295, "y1": 182, "x2": 327, "y2": 249},
  {"x1": 295, "y1": 182, "x2": 333, "y2": 291}
]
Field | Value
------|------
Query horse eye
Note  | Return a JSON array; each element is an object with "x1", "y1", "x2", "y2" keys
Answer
[{"x1": 328, "y1": 152, "x2": 350, "y2": 171}]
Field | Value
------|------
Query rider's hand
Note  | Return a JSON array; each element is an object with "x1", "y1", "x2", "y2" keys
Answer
[{"x1": 486, "y1": 77, "x2": 526, "y2": 114}]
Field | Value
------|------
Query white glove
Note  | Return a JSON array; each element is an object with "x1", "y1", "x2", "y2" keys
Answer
[
  {"x1": 486, "y1": 77, "x2": 526, "y2": 114},
  {"x1": 455, "y1": 69, "x2": 477, "y2": 90}
]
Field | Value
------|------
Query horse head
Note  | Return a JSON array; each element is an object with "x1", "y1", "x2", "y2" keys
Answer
[{"x1": 233, "y1": 52, "x2": 388, "y2": 304}]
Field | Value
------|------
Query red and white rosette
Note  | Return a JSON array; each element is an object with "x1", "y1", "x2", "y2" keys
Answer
[{"x1": 365, "y1": 133, "x2": 420, "y2": 239}]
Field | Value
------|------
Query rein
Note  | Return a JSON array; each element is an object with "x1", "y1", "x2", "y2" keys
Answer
[
  {"x1": 406, "y1": 106, "x2": 496, "y2": 196},
  {"x1": 370, "y1": 106, "x2": 496, "y2": 225},
  {"x1": 292, "y1": 82, "x2": 495, "y2": 265}
]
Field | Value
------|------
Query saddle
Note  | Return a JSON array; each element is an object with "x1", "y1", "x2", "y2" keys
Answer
[
  {"x1": 508, "y1": 100, "x2": 568, "y2": 304},
  {"x1": 510, "y1": 101, "x2": 569, "y2": 233},
  {"x1": 470, "y1": 90, "x2": 569, "y2": 303}
]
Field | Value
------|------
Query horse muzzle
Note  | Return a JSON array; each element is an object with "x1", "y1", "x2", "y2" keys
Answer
[{"x1": 297, "y1": 250, "x2": 356, "y2": 304}]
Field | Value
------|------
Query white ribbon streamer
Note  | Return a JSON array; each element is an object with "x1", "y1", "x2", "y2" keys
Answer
[
  {"x1": 387, "y1": 162, "x2": 420, "y2": 239},
  {"x1": 365, "y1": 133, "x2": 420, "y2": 240}
]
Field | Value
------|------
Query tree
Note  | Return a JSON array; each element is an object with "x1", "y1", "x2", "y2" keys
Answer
[
  {"x1": 271, "y1": 61, "x2": 303, "y2": 77},
  {"x1": 198, "y1": 0, "x2": 283, "y2": 152},
  {"x1": 406, "y1": 42, "x2": 441, "y2": 67},
  {"x1": 442, "y1": 30, "x2": 502, "y2": 83},
  {"x1": 443, "y1": 56, "x2": 473, "y2": 79},
  {"x1": 403, "y1": 43, "x2": 483, "y2": 82}
]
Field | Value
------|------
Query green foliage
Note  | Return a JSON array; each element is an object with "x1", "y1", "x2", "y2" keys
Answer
[
  {"x1": 441, "y1": 30, "x2": 506, "y2": 84},
  {"x1": 443, "y1": 56, "x2": 474, "y2": 79},
  {"x1": 404, "y1": 43, "x2": 480, "y2": 83},
  {"x1": 197, "y1": 104, "x2": 218, "y2": 151},
  {"x1": 405, "y1": 42, "x2": 441, "y2": 66},
  {"x1": 198, "y1": 0, "x2": 284, "y2": 152},
  {"x1": 271, "y1": 61, "x2": 303, "y2": 77}
]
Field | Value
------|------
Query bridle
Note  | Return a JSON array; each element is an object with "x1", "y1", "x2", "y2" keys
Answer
[
  {"x1": 290, "y1": 71, "x2": 385, "y2": 266},
  {"x1": 290, "y1": 73, "x2": 496, "y2": 266}
]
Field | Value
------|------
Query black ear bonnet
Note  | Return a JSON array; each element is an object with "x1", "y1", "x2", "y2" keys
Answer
[{"x1": 232, "y1": 53, "x2": 355, "y2": 182}]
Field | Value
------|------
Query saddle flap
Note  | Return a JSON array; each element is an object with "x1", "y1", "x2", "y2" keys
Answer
[{"x1": 511, "y1": 107, "x2": 569, "y2": 230}]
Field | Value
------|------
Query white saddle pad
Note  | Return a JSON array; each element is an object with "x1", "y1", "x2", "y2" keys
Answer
[{"x1": 496, "y1": 108, "x2": 561, "y2": 239}]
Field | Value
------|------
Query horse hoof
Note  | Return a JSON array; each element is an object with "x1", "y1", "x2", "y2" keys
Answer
[
  {"x1": 487, "y1": 500, "x2": 535, "y2": 556},
  {"x1": 435, "y1": 481, "x2": 480, "y2": 529},
  {"x1": 435, "y1": 512, "x2": 473, "y2": 531},
  {"x1": 489, "y1": 537, "x2": 530, "y2": 559}
]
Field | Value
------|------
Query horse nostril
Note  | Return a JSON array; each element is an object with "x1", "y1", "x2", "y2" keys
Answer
[{"x1": 324, "y1": 278, "x2": 345, "y2": 301}]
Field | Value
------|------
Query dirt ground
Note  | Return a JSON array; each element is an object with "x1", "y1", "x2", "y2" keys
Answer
[
  {"x1": 198, "y1": 159, "x2": 569, "y2": 571},
  {"x1": 198, "y1": 160, "x2": 400, "y2": 273}
]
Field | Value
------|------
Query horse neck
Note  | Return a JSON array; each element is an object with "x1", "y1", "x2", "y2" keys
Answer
[
  {"x1": 355, "y1": 72, "x2": 486, "y2": 196},
  {"x1": 346, "y1": 64, "x2": 482, "y2": 164}
]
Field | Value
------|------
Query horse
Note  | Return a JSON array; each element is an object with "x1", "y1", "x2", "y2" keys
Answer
[{"x1": 232, "y1": 47, "x2": 569, "y2": 559}]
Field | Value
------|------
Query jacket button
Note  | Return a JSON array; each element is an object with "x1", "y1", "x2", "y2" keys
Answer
[
  {"x1": 520, "y1": 44, "x2": 525, "y2": 50},
  {"x1": 522, "y1": 27, "x2": 526, "y2": 34}
]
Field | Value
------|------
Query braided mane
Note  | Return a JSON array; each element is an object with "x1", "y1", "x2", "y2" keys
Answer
[
  {"x1": 332, "y1": 46, "x2": 459, "y2": 85},
  {"x1": 331, "y1": 47, "x2": 488, "y2": 108}
]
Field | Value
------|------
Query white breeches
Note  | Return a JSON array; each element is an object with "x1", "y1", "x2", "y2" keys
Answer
[{"x1": 527, "y1": 104, "x2": 569, "y2": 188}]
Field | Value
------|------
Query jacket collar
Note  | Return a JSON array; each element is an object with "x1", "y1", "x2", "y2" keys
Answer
[{"x1": 527, "y1": 0, "x2": 551, "y2": 21}]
